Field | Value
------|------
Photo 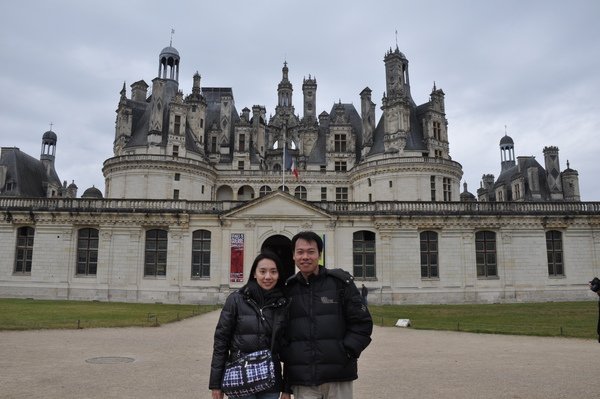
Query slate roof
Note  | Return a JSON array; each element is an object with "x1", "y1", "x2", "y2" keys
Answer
[
  {"x1": 123, "y1": 83, "x2": 238, "y2": 158},
  {"x1": 0, "y1": 147, "x2": 60, "y2": 197}
]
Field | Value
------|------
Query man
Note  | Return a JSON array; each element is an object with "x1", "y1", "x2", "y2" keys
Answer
[{"x1": 281, "y1": 231, "x2": 373, "y2": 399}]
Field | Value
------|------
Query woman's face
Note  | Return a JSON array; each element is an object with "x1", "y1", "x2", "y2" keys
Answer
[{"x1": 254, "y1": 258, "x2": 279, "y2": 290}]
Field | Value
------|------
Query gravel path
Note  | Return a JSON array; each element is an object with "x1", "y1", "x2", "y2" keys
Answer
[{"x1": 1, "y1": 310, "x2": 598, "y2": 398}]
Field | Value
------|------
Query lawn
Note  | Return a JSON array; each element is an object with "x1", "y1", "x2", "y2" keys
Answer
[
  {"x1": 1, "y1": 298, "x2": 598, "y2": 340},
  {"x1": 0, "y1": 298, "x2": 217, "y2": 330},
  {"x1": 369, "y1": 301, "x2": 599, "y2": 339}
]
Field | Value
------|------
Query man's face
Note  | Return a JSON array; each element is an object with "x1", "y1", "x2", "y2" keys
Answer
[{"x1": 293, "y1": 238, "x2": 320, "y2": 278}]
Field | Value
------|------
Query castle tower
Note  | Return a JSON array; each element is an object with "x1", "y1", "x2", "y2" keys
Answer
[
  {"x1": 276, "y1": 61, "x2": 294, "y2": 115},
  {"x1": 148, "y1": 46, "x2": 181, "y2": 144},
  {"x1": 384, "y1": 46, "x2": 410, "y2": 97},
  {"x1": 40, "y1": 128, "x2": 57, "y2": 165},
  {"x1": 40, "y1": 128, "x2": 62, "y2": 197},
  {"x1": 158, "y1": 45, "x2": 180, "y2": 82},
  {"x1": 381, "y1": 47, "x2": 413, "y2": 153},
  {"x1": 500, "y1": 134, "x2": 515, "y2": 171},
  {"x1": 360, "y1": 87, "x2": 376, "y2": 156},
  {"x1": 543, "y1": 146, "x2": 563, "y2": 198},
  {"x1": 302, "y1": 75, "x2": 317, "y2": 121},
  {"x1": 561, "y1": 160, "x2": 580, "y2": 201}
]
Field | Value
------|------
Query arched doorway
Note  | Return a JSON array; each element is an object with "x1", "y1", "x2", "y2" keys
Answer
[{"x1": 261, "y1": 235, "x2": 295, "y2": 283}]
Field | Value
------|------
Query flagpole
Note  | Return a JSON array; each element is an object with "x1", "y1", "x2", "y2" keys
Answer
[{"x1": 282, "y1": 118, "x2": 286, "y2": 190}]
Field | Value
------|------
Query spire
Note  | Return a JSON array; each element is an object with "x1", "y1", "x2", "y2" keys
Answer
[{"x1": 170, "y1": 28, "x2": 175, "y2": 46}]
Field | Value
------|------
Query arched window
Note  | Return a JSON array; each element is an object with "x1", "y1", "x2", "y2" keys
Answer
[
  {"x1": 77, "y1": 228, "x2": 99, "y2": 276},
  {"x1": 475, "y1": 231, "x2": 497, "y2": 277},
  {"x1": 14, "y1": 226, "x2": 34, "y2": 274},
  {"x1": 192, "y1": 230, "x2": 211, "y2": 278},
  {"x1": 353, "y1": 231, "x2": 376, "y2": 279},
  {"x1": 144, "y1": 229, "x2": 168, "y2": 277},
  {"x1": 259, "y1": 186, "x2": 272, "y2": 197},
  {"x1": 294, "y1": 186, "x2": 307, "y2": 200},
  {"x1": 420, "y1": 231, "x2": 438, "y2": 278},
  {"x1": 546, "y1": 230, "x2": 564, "y2": 276}
]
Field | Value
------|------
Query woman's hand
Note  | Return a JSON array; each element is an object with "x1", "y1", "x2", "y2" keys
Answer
[
  {"x1": 211, "y1": 389, "x2": 224, "y2": 399},
  {"x1": 280, "y1": 393, "x2": 292, "y2": 399}
]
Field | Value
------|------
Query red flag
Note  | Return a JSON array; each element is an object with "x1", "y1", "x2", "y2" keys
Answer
[{"x1": 291, "y1": 159, "x2": 299, "y2": 179}]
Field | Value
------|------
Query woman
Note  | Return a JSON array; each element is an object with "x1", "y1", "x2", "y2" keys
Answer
[{"x1": 209, "y1": 251, "x2": 288, "y2": 399}]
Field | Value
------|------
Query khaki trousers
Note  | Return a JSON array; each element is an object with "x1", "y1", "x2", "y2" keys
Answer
[{"x1": 292, "y1": 381, "x2": 353, "y2": 399}]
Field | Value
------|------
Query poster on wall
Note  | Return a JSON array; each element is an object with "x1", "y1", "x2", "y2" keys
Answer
[{"x1": 230, "y1": 233, "x2": 244, "y2": 282}]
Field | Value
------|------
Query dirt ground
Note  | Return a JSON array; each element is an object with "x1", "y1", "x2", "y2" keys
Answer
[{"x1": 1, "y1": 310, "x2": 599, "y2": 398}]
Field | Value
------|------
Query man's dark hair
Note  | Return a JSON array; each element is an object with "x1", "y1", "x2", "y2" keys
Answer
[{"x1": 291, "y1": 231, "x2": 323, "y2": 254}]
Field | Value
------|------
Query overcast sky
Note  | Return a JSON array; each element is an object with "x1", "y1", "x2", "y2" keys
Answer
[{"x1": 1, "y1": 0, "x2": 599, "y2": 200}]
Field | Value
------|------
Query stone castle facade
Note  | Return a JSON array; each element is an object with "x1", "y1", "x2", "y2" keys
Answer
[{"x1": 0, "y1": 43, "x2": 597, "y2": 305}]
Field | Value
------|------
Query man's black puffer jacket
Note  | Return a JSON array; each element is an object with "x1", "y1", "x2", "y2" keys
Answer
[
  {"x1": 282, "y1": 266, "x2": 373, "y2": 387},
  {"x1": 209, "y1": 285, "x2": 288, "y2": 392}
]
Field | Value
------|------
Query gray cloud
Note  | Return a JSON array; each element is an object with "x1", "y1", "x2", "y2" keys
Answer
[{"x1": 1, "y1": 0, "x2": 599, "y2": 199}]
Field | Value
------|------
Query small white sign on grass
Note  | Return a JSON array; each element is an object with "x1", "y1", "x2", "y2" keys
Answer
[{"x1": 395, "y1": 319, "x2": 411, "y2": 328}]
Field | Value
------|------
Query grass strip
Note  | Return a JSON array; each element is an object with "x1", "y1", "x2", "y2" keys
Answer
[
  {"x1": 368, "y1": 301, "x2": 599, "y2": 339},
  {"x1": 0, "y1": 298, "x2": 218, "y2": 330}
]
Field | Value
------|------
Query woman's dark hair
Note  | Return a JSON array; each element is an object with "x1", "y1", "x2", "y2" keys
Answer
[
  {"x1": 291, "y1": 231, "x2": 323, "y2": 254},
  {"x1": 248, "y1": 250, "x2": 284, "y2": 288}
]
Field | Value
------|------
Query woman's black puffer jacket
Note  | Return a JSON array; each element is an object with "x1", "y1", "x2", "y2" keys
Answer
[{"x1": 209, "y1": 285, "x2": 288, "y2": 392}]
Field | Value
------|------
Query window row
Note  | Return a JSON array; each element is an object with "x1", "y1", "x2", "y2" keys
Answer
[
  {"x1": 13, "y1": 227, "x2": 212, "y2": 279},
  {"x1": 352, "y1": 230, "x2": 565, "y2": 280},
  {"x1": 12, "y1": 227, "x2": 565, "y2": 281}
]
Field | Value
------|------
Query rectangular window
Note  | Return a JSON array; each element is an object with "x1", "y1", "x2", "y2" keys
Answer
[
  {"x1": 144, "y1": 229, "x2": 168, "y2": 277},
  {"x1": 192, "y1": 230, "x2": 211, "y2": 278},
  {"x1": 211, "y1": 137, "x2": 217, "y2": 153},
  {"x1": 76, "y1": 228, "x2": 99, "y2": 276},
  {"x1": 173, "y1": 145, "x2": 179, "y2": 157},
  {"x1": 14, "y1": 226, "x2": 34, "y2": 274},
  {"x1": 239, "y1": 134, "x2": 245, "y2": 152},
  {"x1": 334, "y1": 134, "x2": 347, "y2": 152},
  {"x1": 443, "y1": 178, "x2": 452, "y2": 201},
  {"x1": 174, "y1": 115, "x2": 181, "y2": 135},
  {"x1": 546, "y1": 231, "x2": 564, "y2": 276},
  {"x1": 433, "y1": 121, "x2": 441, "y2": 140},
  {"x1": 200, "y1": 118, "x2": 204, "y2": 128},
  {"x1": 353, "y1": 231, "x2": 376, "y2": 279},
  {"x1": 173, "y1": 189, "x2": 179, "y2": 199},
  {"x1": 475, "y1": 231, "x2": 497, "y2": 278},
  {"x1": 335, "y1": 187, "x2": 348, "y2": 202},
  {"x1": 334, "y1": 161, "x2": 347, "y2": 172},
  {"x1": 320, "y1": 165, "x2": 327, "y2": 173},
  {"x1": 238, "y1": 161, "x2": 244, "y2": 170},
  {"x1": 174, "y1": 173, "x2": 180, "y2": 181},
  {"x1": 420, "y1": 231, "x2": 439, "y2": 278},
  {"x1": 431, "y1": 176, "x2": 436, "y2": 201},
  {"x1": 321, "y1": 187, "x2": 327, "y2": 201}
]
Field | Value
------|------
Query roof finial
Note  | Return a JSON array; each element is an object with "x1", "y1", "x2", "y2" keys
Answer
[
  {"x1": 567, "y1": 160, "x2": 570, "y2": 169},
  {"x1": 49, "y1": 122, "x2": 53, "y2": 131},
  {"x1": 395, "y1": 29, "x2": 398, "y2": 48},
  {"x1": 170, "y1": 28, "x2": 175, "y2": 46},
  {"x1": 504, "y1": 124, "x2": 508, "y2": 136}
]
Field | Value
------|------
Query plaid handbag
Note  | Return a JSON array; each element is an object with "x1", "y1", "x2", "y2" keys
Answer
[{"x1": 221, "y1": 349, "x2": 275, "y2": 398}]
